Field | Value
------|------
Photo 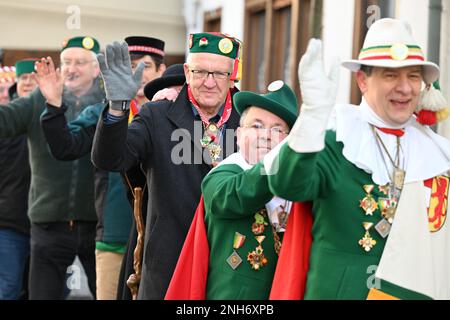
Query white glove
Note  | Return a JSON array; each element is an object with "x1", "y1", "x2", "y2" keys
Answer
[{"x1": 288, "y1": 38, "x2": 339, "y2": 153}]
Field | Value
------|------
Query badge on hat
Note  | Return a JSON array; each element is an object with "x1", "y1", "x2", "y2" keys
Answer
[
  {"x1": 390, "y1": 43, "x2": 409, "y2": 61},
  {"x1": 267, "y1": 80, "x2": 284, "y2": 92},
  {"x1": 218, "y1": 38, "x2": 233, "y2": 54},
  {"x1": 199, "y1": 37, "x2": 208, "y2": 47},
  {"x1": 82, "y1": 37, "x2": 95, "y2": 50}
]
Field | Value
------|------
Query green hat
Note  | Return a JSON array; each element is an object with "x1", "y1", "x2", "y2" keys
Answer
[
  {"x1": 15, "y1": 58, "x2": 38, "y2": 77},
  {"x1": 189, "y1": 32, "x2": 240, "y2": 59},
  {"x1": 234, "y1": 80, "x2": 299, "y2": 129},
  {"x1": 61, "y1": 36, "x2": 100, "y2": 53}
]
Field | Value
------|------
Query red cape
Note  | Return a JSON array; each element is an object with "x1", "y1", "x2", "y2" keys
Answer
[{"x1": 165, "y1": 197, "x2": 313, "y2": 300}]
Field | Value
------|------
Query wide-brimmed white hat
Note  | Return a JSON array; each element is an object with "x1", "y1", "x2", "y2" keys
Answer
[{"x1": 342, "y1": 18, "x2": 439, "y2": 84}]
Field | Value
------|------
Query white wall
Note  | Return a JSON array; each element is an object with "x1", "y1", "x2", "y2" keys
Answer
[
  {"x1": 322, "y1": 0, "x2": 355, "y2": 104},
  {"x1": 183, "y1": 0, "x2": 244, "y2": 45},
  {"x1": 395, "y1": 0, "x2": 429, "y2": 56},
  {"x1": 438, "y1": 0, "x2": 450, "y2": 138},
  {"x1": 0, "y1": 0, "x2": 186, "y2": 54}
]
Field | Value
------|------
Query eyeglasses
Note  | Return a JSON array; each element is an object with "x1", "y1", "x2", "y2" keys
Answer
[
  {"x1": 189, "y1": 69, "x2": 231, "y2": 80},
  {"x1": 242, "y1": 123, "x2": 289, "y2": 135},
  {"x1": 61, "y1": 59, "x2": 94, "y2": 68}
]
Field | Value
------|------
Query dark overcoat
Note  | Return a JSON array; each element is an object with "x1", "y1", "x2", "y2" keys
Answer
[{"x1": 92, "y1": 85, "x2": 239, "y2": 299}]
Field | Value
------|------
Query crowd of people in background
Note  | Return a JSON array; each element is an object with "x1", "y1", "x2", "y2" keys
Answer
[{"x1": 1, "y1": 17, "x2": 450, "y2": 301}]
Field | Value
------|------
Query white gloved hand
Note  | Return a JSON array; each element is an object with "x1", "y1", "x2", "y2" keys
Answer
[{"x1": 288, "y1": 38, "x2": 339, "y2": 153}]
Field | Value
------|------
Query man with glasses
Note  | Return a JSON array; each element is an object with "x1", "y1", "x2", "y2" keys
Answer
[
  {"x1": 38, "y1": 35, "x2": 167, "y2": 300},
  {"x1": 91, "y1": 32, "x2": 242, "y2": 299},
  {"x1": 0, "y1": 36, "x2": 104, "y2": 299},
  {"x1": 170, "y1": 81, "x2": 301, "y2": 300}
]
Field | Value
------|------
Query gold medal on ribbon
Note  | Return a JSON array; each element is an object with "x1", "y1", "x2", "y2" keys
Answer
[
  {"x1": 358, "y1": 222, "x2": 376, "y2": 252},
  {"x1": 247, "y1": 235, "x2": 268, "y2": 270},
  {"x1": 359, "y1": 185, "x2": 378, "y2": 216},
  {"x1": 247, "y1": 244, "x2": 267, "y2": 270},
  {"x1": 226, "y1": 232, "x2": 246, "y2": 270}
]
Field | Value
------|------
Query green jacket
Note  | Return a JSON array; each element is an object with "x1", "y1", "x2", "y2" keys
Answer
[
  {"x1": 202, "y1": 154, "x2": 279, "y2": 300},
  {"x1": 268, "y1": 131, "x2": 391, "y2": 300},
  {"x1": 0, "y1": 82, "x2": 104, "y2": 223},
  {"x1": 41, "y1": 103, "x2": 132, "y2": 245}
]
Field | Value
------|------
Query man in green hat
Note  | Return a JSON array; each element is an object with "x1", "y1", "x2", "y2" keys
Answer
[
  {"x1": 91, "y1": 32, "x2": 242, "y2": 299},
  {"x1": 9, "y1": 58, "x2": 39, "y2": 99},
  {"x1": 0, "y1": 35, "x2": 104, "y2": 299},
  {"x1": 0, "y1": 58, "x2": 38, "y2": 300},
  {"x1": 202, "y1": 81, "x2": 296, "y2": 300},
  {"x1": 37, "y1": 35, "x2": 169, "y2": 300},
  {"x1": 166, "y1": 81, "x2": 302, "y2": 300}
]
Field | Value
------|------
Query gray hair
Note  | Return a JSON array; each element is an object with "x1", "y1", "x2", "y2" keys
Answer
[
  {"x1": 59, "y1": 50, "x2": 99, "y2": 66},
  {"x1": 186, "y1": 52, "x2": 234, "y2": 72},
  {"x1": 239, "y1": 108, "x2": 250, "y2": 127}
]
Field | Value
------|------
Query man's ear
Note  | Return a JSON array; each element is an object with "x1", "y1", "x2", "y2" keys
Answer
[
  {"x1": 93, "y1": 62, "x2": 101, "y2": 78},
  {"x1": 236, "y1": 126, "x2": 242, "y2": 149},
  {"x1": 158, "y1": 63, "x2": 167, "y2": 76},
  {"x1": 183, "y1": 63, "x2": 190, "y2": 84},
  {"x1": 355, "y1": 70, "x2": 368, "y2": 94}
]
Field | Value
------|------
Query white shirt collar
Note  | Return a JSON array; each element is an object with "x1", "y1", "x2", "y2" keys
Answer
[{"x1": 334, "y1": 101, "x2": 450, "y2": 185}]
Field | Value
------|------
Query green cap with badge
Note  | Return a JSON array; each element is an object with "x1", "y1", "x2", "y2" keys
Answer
[
  {"x1": 15, "y1": 58, "x2": 38, "y2": 77},
  {"x1": 189, "y1": 32, "x2": 240, "y2": 59},
  {"x1": 61, "y1": 36, "x2": 100, "y2": 53},
  {"x1": 189, "y1": 32, "x2": 243, "y2": 81},
  {"x1": 234, "y1": 80, "x2": 299, "y2": 129}
]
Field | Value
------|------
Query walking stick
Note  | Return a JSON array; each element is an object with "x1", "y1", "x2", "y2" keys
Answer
[{"x1": 126, "y1": 186, "x2": 144, "y2": 300}]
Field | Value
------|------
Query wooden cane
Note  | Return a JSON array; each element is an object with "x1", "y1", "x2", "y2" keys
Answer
[{"x1": 126, "y1": 187, "x2": 144, "y2": 300}]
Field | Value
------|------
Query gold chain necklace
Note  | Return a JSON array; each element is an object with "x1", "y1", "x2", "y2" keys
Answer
[{"x1": 371, "y1": 125, "x2": 406, "y2": 189}]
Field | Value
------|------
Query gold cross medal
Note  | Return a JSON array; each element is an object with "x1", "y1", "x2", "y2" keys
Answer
[
  {"x1": 359, "y1": 222, "x2": 377, "y2": 252},
  {"x1": 247, "y1": 236, "x2": 268, "y2": 270},
  {"x1": 227, "y1": 232, "x2": 246, "y2": 270},
  {"x1": 359, "y1": 185, "x2": 378, "y2": 216}
]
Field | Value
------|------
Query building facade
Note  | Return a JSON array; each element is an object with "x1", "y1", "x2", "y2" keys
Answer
[{"x1": 183, "y1": 0, "x2": 450, "y2": 139}]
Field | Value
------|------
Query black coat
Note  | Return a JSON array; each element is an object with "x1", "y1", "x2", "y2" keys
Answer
[
  {"x1": 0, "y1": 135, "x2": 30, "y2": 235},
  {"x1": 92, "y1": 85, "x2": 239, "y2": 299}
]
